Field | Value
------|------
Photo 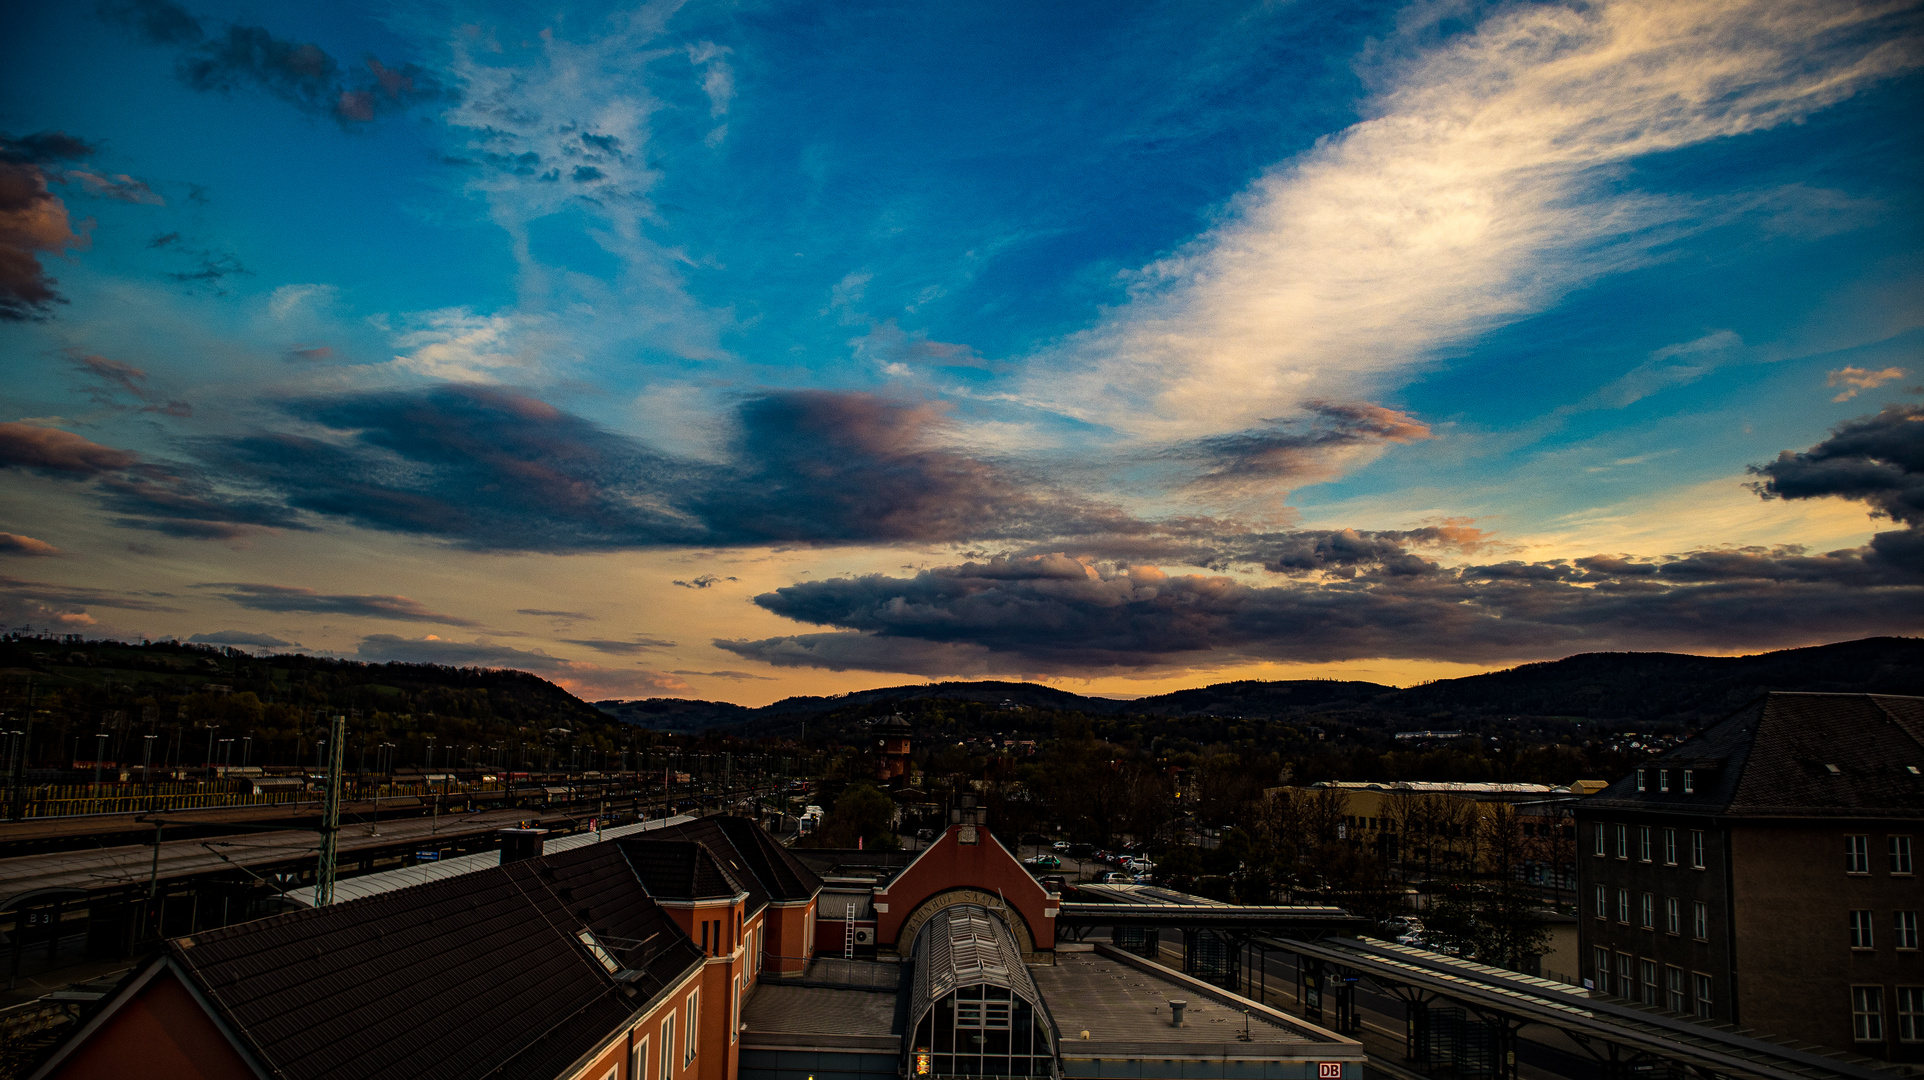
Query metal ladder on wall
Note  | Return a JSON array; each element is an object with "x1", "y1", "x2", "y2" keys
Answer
[{"x1": 843, "y1": 896, "x2": 856, "y2": 959}]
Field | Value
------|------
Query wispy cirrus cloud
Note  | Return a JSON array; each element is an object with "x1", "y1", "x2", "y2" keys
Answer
[
  {"x1": 1827, "y1": 365, "x2": 1908, "y2": 402},
  {"x1": 1019, "y1": 0, "x2": 1924, "y2": 442}
]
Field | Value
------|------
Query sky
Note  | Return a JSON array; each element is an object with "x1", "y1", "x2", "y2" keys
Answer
[{"x1": 1, "y1": 0, "x2": 1920, "y2": 706}]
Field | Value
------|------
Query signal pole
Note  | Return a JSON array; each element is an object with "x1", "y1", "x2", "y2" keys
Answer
[{"x1": 314, "y1": 714, "x2": 345, "y2": 906}]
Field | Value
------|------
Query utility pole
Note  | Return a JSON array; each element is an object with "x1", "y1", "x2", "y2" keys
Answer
[{"x1": 314, "y1": 714, "x2": 345, "y2": 906}]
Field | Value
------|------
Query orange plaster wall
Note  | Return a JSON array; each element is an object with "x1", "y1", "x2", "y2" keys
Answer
[
  {"x1": 873, "y1": 825, "x2": 1055, "y2": 951},
  {"x1": 50, "y1": 968, "x2": 256, "y2": 1080},
  {"x1": 763, "y1": 902, "x2": 814, "y2": 974}
]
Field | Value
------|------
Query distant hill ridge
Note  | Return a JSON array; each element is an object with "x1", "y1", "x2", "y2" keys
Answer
[{"x1": 597, "y1": 636, "x2": 1924, "y2": 733}]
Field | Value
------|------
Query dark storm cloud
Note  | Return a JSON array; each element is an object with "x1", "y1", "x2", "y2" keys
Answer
[
  {"x1": 209, "y1": 385, "x2": 1144, "y2": 552},
  {"x1": 1750, "y1": 402, "x2": 1924, "y2": 526},
  {"x1": 718, "y1": 540, "x2": 1924, "y2": 675},
  {"x1": 97, "y1": 0, "x2": 448, "y2": 125},
  {"x1": 199, "y1": 583, "x2": 477, "y2": 626}
]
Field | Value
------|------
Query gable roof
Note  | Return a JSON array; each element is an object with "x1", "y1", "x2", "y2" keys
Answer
[
  {"x1": 647, "y1": 815, "x2": 822, "y2": 907},
  {"x1": 101, "y1": 841, "x2": 703, "y2": 1080},
  {"x1": 1585, "y1": 693, "x2": 1924, "y2": 819}
]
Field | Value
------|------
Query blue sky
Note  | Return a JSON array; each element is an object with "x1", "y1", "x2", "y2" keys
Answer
[{"x1": 2, "y1": 0, "x2": 1920, "y2": 703}]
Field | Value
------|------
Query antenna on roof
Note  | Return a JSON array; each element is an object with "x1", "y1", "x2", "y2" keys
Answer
[{"x1": 314, "y1": 713, "x2": 345, "y2": 906}]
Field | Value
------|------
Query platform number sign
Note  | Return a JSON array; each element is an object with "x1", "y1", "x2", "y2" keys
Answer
[{"x1": 1317, "y1": 1064, "x2": 1344, "y2": 1079}]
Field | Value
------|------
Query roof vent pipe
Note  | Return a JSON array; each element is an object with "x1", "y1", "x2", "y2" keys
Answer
[{"x1": 1168, "y1": 1000, "x2": 1186, "y2": 1027}]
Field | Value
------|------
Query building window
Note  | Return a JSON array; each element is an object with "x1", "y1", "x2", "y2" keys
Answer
[
  {"x1": 1893, "y1": 836, "x2": 1915, "y2": 876},
  {"x1": 1637, "y1": 769, "x2": 1647, "y2": 792},
  {"x1": 1896, "y1": 911, "x2": 1919, "y2": 951},
  {"x1": 1690, "y1": 830, "x2": 1705, "y2": 869},
  {"x1": 1641, "y1": 893, "x2": 1655, "y2": 929},
  {"x1": 1694, "y1": 973, "x2": 1713, "y2": 1019},
  {"x1": 632, "y1": 1035, "x2": 650, "y2": 1080},
  {"x1": 1595, "y1": 885, "x2": 1609, "y2": 920},
  {"x1": 1693, "y1": 901, "x2": 1709, "y2": 941},
  {"x1": 1619, "y1": 954, "x2": 1634, "y2": 998},
  {"x1": 1594, "y1": 947, "x2": 1612, "y2": 994},
  {"x1": 1682, "y1": 770, "x2": 1694, "y2": 793},
  {"x1": 1639, "y1": 826, "x2": 1652, "y2": 863},
  {"x1": 732, "y1": 975, "x2": 742, "y2": 1044},
  {"x1": 685, "y1": 991, "x2": 700, "y2": 1065},
  {"x1": 1616, "y1": 824, "x2": 1629, "y2": 859},
  {"x1": 1595, "y1": 823, "x2": 1608, "y2": 857},
  {"x1": 1899, "y1": 987, "x2": 1923, "y2": 1042},
  {"x1": 1618, "y1": 889, "x2": 1631, "y2": 924},
  {"x1": 1658, "y1": 770, "x2": 1670, "y2": 793},
  {"x1": 1667, "y1": 966, "x2": 1686, "y2": 1013},
  {"x1": 1640, "y1": 959, "x2": 1658, "y2": 1006},
  {"x1": 1854, "y1": 986, "x2": 1885, "y2": 1042},
  {"x1": 1663, "y1": 828, "x2": 1677, "y2": 866},
  {"x1": 659, "y1": 1016, "x2": 674, "y2": 1080},
  {"x1": 1848, "y1": 835, "x2": 1871, "y2": 874},
  {"x1": 1666, "y1": 897, "x2": 1681, "y2": 935},
  {"x1": 1851, "y1": 910, "x2": 1876, "y2": 950}
]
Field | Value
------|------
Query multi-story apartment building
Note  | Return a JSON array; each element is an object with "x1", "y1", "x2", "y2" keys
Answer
[{"x1": 1576, "y1": 692, "x2": 1924, "y2": 1064}]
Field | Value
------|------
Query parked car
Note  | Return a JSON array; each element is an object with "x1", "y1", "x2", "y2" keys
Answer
[
  {"x1": 1125, "y1": 858, "x2": 1155, "y2": 874},
  {"x1": 1052, "y1": 841, "x2": 1071, "y2": 852},
  {"x1": 1038, "y1": 875, "x2": 1069, "y2": 895},
  {"x1": 1023, "y1": 854, "x2": 1062, "y2": 869},
  {"x1": 1094, "y1": 871, "x2": 1133, "y2": 884}
]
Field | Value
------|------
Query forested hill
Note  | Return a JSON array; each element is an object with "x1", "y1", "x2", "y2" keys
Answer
[{"x1": 606, "y1": 636, "x2": 1924, "y2": 735}]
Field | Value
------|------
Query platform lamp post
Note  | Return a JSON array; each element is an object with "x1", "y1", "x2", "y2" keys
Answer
[{"x1": 314, "y1": 714, "x2": 345, "y2": 907}]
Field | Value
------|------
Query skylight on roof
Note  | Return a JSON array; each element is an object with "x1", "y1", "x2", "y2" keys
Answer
[{"x1": 577, "y1": 929, "x2": 620, "y2": 974}]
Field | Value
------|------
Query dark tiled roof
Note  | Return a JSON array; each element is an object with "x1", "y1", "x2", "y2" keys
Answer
[
  {"x1": 635, "y1": 821, "x2": 770, "y2": 913},
  {"x1": 655, "y1": 815, "x2": 821, "y2": 904},
  {"x1": 168, "y1": 841, "x2": 703, "y2": 1080},
  {"x1": 619, "y1": 838, "x2": 747, "y2": 901},
  {"x1": 1585, "y1": 693, "x2": 1924, "y2": 818}
]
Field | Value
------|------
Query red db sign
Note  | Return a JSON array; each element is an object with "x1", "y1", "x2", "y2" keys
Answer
[{"x1": 1318, "y1": 1064, "x2": 1343, "y2": 1079}]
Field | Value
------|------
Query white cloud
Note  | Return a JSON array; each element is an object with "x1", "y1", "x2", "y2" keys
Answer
[
  {"x1": 1019, "y1": 0, "x2": 1922, "y2": 442},
  {"x1": 268, "y1": 284, "x2": 338, "y2": 321},
  {"x1": 389, "y1": 307, "x2": 549, "y2": 381}
]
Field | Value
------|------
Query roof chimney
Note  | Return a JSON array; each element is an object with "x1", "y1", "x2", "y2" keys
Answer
[{"x1": 498, "y1": 828, "x2": 548, "y2": 864}]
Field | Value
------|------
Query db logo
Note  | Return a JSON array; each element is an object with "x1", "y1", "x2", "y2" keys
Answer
[{"x1": 1317, "y1": 1064, "x2": 1343, "y2": 1079}]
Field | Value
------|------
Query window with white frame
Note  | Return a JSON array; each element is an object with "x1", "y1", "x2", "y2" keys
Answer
[
  {"x1": 1854, "y1": 986, "x2": 1885, "y2": 1042},
  {"x1": 1641, "y1": 893, "x2": 1655, "y2": 929},
  {"x1": 1899, "y1": 987, "x2": 1923, "y2": 1043},
  {"x1": 1667, "y1": 966, "x2": 1685, "y2": 1013},
  {"x1": 684, "y1": 990, "x2": 699, "y2": 1064},
  {"x1": 732, "y1": 975, "x2": 742, "y2": 1044},
  {"x1": 1658, "y1": 770, "x2": 1670, "y2": 793},
  {"x1": 1893, "y1": 836, "x2": 1915, "y2": 876},
  {"x1": 1682, "y1": 770, "x2": 1694, "y2": 793},
  {"x1": 1618, "y1": 888, "x2": 1631, "y2": 924},
  {"x1": 1896, "y1": 911, "x2": 1919, "y2": 951},
  {"x1": 632, "y1": 1035, "x2": 650, "y2": 1080},
  {"x1": 1638, "y1": 826, "x2": 1652, "y2": 863},
  {"x1": 1690, "y1": 830, "x2": 1705, "y2": 869},
  {"x1": 1637, "y1": 769, "x2": 1646, "y2": 792},
  {"x1": 1595, "y1": 885, "x2": 1609, "y2": 919},
  {"x1": 1848, "y1": 835, "x2": 1871, "y2": 875},
  {"x1": 1663, "y1": 828, "x2": 1677, "y2": 866},
  {"x1": 1693, "y1": 900, "x2": 1708, "y2": 941},
  {"x1": 1665, "y1": 897, "x2": 1680, "y2": 935},
  {"x1": 1639, "y1": 959, "x2": 1658, "y2": 1006},
  {"x1": 1616, "y1": 824, "x2": 1629, "y2": 859},
  {"x1": 1618, "y1": 954, "x2": 1634, "y2": 997},
  {"x1": 1595, "y1": 823, "x2": 1607, "y2": 857},
  {"x1": 1594, "y1": 947, "x2": 1612, "y2": 994},
  {"x1": 659, "y1": 1016, "x2": 674, "y2": 1080},
  {"x1": 1851, "y1": 910, "x2": 1876, "y2": 950},
  {"x1": 1693, "y1": 973, "x2": 1713, "y2": 1019}
]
